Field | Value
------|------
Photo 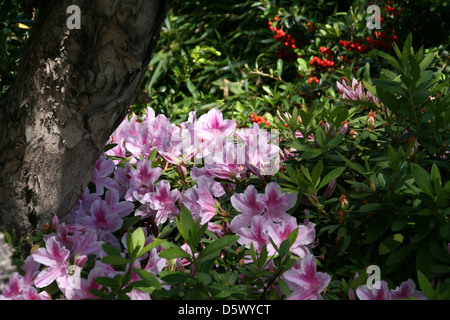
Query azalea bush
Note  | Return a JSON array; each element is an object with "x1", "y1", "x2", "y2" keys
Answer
[{"x1": 1, "y1": 0, "x2": 450, "y2": 300}]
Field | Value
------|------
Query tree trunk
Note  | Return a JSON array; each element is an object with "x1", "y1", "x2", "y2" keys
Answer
[{"x1": 0, "y1": 0, "x2": 171, "y2": 241}]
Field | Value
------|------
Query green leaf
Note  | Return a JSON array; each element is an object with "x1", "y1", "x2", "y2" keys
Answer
[
  {"x1": 430, "y1": 164, "x2": 442, "y2": 195},
  {"x1": 257, "y1": 244, "x2": 269, "y2": 270},
  {"x1": 133, "y1": 268, "x2": 162, "y2": 289},
  {"x1": 95, "y1": 276, "x2": 121, "y2": 290},
  {"x1": 300, "y1": 148, "x2": 325, "y2": 160},
  {"x1": 196, "y1": 272, "x2": 212, "y2": 286},
  {"x1": 379, "y1": 233, "x2": 404, "y2": 255},
  {"x1": 102, "y1": 243, "x2": 122, "y2": 256},
  {"x1": 419, "y1": 51, "x2": 437, "y2": 72},
  {"x1": 337, "y1": 152, "x2": 366, "y2": 176},
  {"x1": 365, "y1": 222, "x2": 390, "y2": 244},
  {"x1": 158, "y1": 270, "x2": 189, "y2": 283},
  {"x1": 276, "y1": 59, "x2": 283, "y2": 78},
  {"x1": 128, "y1": 227, "x2": 146, "y2": 259},
  {"x1": 318, "y1": 167, "x2": 346, "y2": 191},
  {"x1": 311, "y1": 161, "x2": 323, "y2": 188},
  {"x1": 315, "y1": 126, "x2": 326, "y2": 147},
  {"x1": 122, "y1": 215, "x2": 141, "y2": 228},
  {"x1": 159, "y1": 247, "x2": 191, "y2": 260},
  {"x1": 278, "y1": 239, "x2": 291, "y2": 256},
  {"x1": 417, "y1": 271, "x2": 436, "y2": 299},
  {"x1": 138, "y1": 239, "x2": 168, "y2": 258},
  {"x1": 101, "y1": 255, "x2": 129, "y2": 266},
  {"x1": 374, "y1": 50, "x2": 402, "y2": 71},
  {"x1": 386, "y1": 244, "x2": 414, "y2": 266},
  {"x1": 278, "y1": 278, "x2": 291, "y2": 297},
  {"x1": 148, "y1": 148, "x2": 159, "y2": 164},
  {"x1": 199, "y1": 235, "x2": 239, "y2": 260},
  {"x1": 411, "y1": 163, "x2": 433, "y2": 196},
  {"x1": 358, "y1": 203, "x2": 384, "y2": 213},
  {"x1": 391, "y1": 221, "x2": 408, "y2": 232},
  {"x1": 287, "y1": 227, "x2": 299, "y2": 247},
  {"x1": 176, "y1": 207, "x2": 193, "y2": 242}
]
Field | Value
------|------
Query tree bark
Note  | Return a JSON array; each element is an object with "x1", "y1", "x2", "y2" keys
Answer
[{"x1": 0, "y1": 0, "x2": 171, "y2": 241}]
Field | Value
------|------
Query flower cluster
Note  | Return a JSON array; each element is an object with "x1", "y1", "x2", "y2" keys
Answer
[
  {"x1": 351, "y1": 277, "x2": 426, "y2": 300},
  {"x1": 0, "y1": 107, "x2": 332, "y2": 300},
  {"x1": 336, "y1": 77, "x2": 379, "y2": 106}
]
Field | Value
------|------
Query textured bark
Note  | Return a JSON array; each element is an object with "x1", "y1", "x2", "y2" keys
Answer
[{"x1": 0, "y1": 0, "x2": 171, "y2": 240}]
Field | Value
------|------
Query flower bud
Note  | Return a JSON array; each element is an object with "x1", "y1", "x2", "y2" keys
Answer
[
  {"x1": 339, "y1": 121, "x2": 349, "y2": 135},
  {"x1": 323, "y1": 179, "x2": 337, "y2": 199},
  {"x1": 176, "y1": 163, "x2": 187, "y2": 178},
  {"x1": 408, "y1": 136, "x2": 419, "y2": 160},
  {"x1": 75, "y1": 255, "x2": 88, "y2": 268},
  {"x1": 339, "y1": 194, "x2": 349, "y2": 211},
  {"x1": 366, "y1": 110, "x2": 377, "y2": 129},
  {"x1": 337, "y1": 209, "x2": 345, "y2": 223}
]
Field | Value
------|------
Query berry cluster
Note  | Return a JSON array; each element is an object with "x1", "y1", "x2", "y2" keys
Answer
[
  {"x1": 385, "y1": 0, "x2": 403, "y2": 17},
  {"x1": 308, "y1": 75, "x2": 320, "y2": 84},
  {"x1": 310, "y1": 52, "x2": 335, "y2": 70},
  {"x1": 250, "y1": 112, "x2": 270, "y2": 126},
  {"x1": 366, "y1": 29, "x2": 398, "y2": 51},
  {"x1": 340, "y1": 28, "x2": 399, "y2": 53},
  {"x1": 268, "y1": 18, "x2": 296, "y2": 50},
  {"x1": 339, "y1": 40, "x2": 370, "y2": 53},
  {"x1": 307, "y1": 46, "x2": 336, "y2": 85},
  {"x1": 307, "y1": 22, "x2": 315, "y2": 33}
]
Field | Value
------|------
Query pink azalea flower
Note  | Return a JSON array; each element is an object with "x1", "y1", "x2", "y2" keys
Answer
[
  {"x1": 336, "y1": 78, "x2": 379, "y2": 105},
  {"x1": 0, "y1": 273, "x2": 51, "y2": 300},
  {"x1": 183, "y1": 176, "x2": 219, "y2": 226},
  {"x1": 267, "y1": 215, "x2": 316, "y2": 258},
  {"x1": 113, "y1": 162, "x2": 132, "y2": 199},
  {"x1": 356, "y1": 279, "x2": 427, "y2": 300},
  {"x1": 90, "y1": 154, "x2": 119, "y2": 195},
  {"x1": 32, "y1": 236, "x2": 72, "y2": 289},
  {"x1": 196, "y1": 108, "x2": 236, "y2": 143},
  {"x1": 105, "y1": 189, "x2": 134, "y2": 218},
  {"x1": 356, "y1": 280, "x2": 390, "y2": 300},
  {"x1": 78, "y1": 199, "x2": 123, "y2": 233},
  {"x1": 282, "y1": 254, "x2": 331, "y2": 300},
  {"x1": 243, "y1": 127, "x2": 280, "y2": 177},
  {"x1": 235, "y1": 216, "x2": 271, "y2": 253},
  {"x1": 229, "y1": 185, "x2": 265, "y2": 232},
  {"x1": 190, "y1": 166, "x2": 228, "y2": 197},
  {"x1": 125, "y1": 158, "x2": 163, "y2": 202},
  {"x1": 390, "y1": 279, "x2": 427, "y2": 300},
  {"x1": 70, "y1": 188, "x2": 102, "y2": 224},
  {"x1": 68, "y1": 227, "x2": 104, "y2": 262},
  {"x1": 260, "y1": 182, "x2": 297, "y2": 223},
  {"x1": 143, "y1": 180, "x2": 181, "y2": 225},
  {"x1": 158, "y1": 124, "x2": 198, "y2": 166},
  {"x1": 126, "y1": 114, "x2": 172, "y2": 159},
  {"x1": 105, "y1": 138, "x2": 127, "y2": 164},
  {"x1": 71, "y1": 261, "x2": 116, "y2": 300}
]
